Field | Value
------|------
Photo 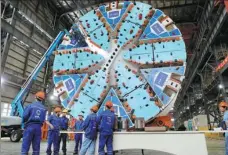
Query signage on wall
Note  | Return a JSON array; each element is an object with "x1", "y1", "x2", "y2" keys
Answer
[
  {"x1": 108, "y1": 10, "x2": 120, "y2": 19},
  {"x1": 216, "y1": 56, "x2": 228, "y2": 72},
  {"x1": 65, "y1": 78, "x2": 74, "y2": 91},
  {"x1": 150, "y1": 22, "x2": 165, "y2": 35},
  {"x1": 155, "y1": 72, "x2": 168, "y2": 87}
]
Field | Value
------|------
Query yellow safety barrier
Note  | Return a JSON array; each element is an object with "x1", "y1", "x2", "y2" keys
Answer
[{"x1": 198, "y1": 126, "x2": 224, "y2": 140}]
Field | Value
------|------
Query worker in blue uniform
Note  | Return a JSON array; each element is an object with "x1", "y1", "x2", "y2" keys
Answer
[
  {"x1": 46, "y1": 106, "x2": 62, "y2": 155},
  {"x1": 21, "y1": 91, "x2": 47, "y2": 155},
  {"x1": 74, "y1": 113, "x2": 84, "y2": 155},
  {"x1": 80, "y1": 105, "x2": 99, "y2": 155},
  {"x1": 219, "y1": 101, "x2": 228, "y2": 155},
  {"x1": 58, "y1": 109, "x2": 70, "y2": 155},
  {"x1": 97, "y1": 101, "x2": 115, "y2": 155}
]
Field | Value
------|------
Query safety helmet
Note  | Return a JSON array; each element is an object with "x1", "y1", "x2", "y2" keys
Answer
[
  {"x1": 78, "y1": 113, "x2": 84, "y2": 118},
  {"x1": 105, "y1": 101, "x2": 113, "y2": 108},
  {"x1": 219, "y1": 101, "x2": 228, "y2": 107},
  {"x1": 62, "y1": 109, "x2": 68, "y2": 113},
  {"x1": 132, "y1": 115, "x2": 136, "y2": 120},
  {"x1": 35, "y1": 91, "x2": 45, "y2": 100},
  {"x1": 90, "y1": 105, "x2": 98, "y2": 113},
  {"x1": 54, "y1": 107, "x2": 62, "y2": 113}
]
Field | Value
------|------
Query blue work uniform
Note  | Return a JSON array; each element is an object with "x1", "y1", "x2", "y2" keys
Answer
[
  {"x1": 97, "y1": 109, "x2": 115, "y2": 155},
  {"x1": 46, "y1": 114, "x2": 61, "y2": 155},
  {"x1": 223, "y1": 111, "x2": 228, "y2": 155},
  {"x1": 80, "y1": 113, "x2": 98, "y2": 155},
  {"x1": 21, "y1": 101, "x2": 47, "y2": 155},
  {"x1": 74, "y1": 119, "x2": 84, "y2": 153},
  {"x1": 58, "y1": 116, "x2": 69, "y2": 154}
]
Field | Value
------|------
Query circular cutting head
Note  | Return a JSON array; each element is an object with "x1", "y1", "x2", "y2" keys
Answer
[{"x1": 53, "y1": 1, "x2": 186, "y2": 125}]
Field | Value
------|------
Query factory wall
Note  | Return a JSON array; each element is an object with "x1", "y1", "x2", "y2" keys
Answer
[
  {"x1": 1, "y1": 0, "x2": 64, "y2": 112},
  {"x1": 1, "y1": 84, "x2": 34, "y2": 104}
]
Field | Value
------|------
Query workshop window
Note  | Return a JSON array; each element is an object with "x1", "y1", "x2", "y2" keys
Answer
[{"x1": 1, "y1": 103, "x2": 12, "y2": 116}]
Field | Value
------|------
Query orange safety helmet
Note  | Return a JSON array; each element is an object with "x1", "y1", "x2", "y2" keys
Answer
[
  {"x1": 219, "y1": 101, "x2": 228, "y2": 107},
  {"x1": 105, "y1": 101, "x2": 113, "y2": 108},
  {"x1": 90, "y1": 105, "x2": 99, "y2": 113},
  {"x1": 35, "y1": 91, "x2": 45, "y2": 100},
  {"x1": 54, "y1": 107, "x2": 62, "y2": 113}
]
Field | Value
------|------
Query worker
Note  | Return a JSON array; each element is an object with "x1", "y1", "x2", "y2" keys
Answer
[
  {"x1": 21, "y1": 91, "x2": 47, "y2": 155},
  {"x1": 80, "y1": 105, "x2": 99, "y2": 155},
  {"x1": 46, "y1": 106, "x2": 62, "y2": 155},
  {"x1": 74, "y1": 114, "x2": 84, "y2": 155},
  {"x1": 97, "y1": 101, "x2": 115, "y2": 155},
  {"x1": 110, "y1": 107, "x2": 115, "y2": 113},
  {"x1": 58, "y1": 109, "x2": 70, "y2": 155},
  {"x1": 219, "y1": 101, "x2": 228, "y2": 155}
]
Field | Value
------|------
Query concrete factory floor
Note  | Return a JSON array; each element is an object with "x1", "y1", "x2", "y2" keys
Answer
[{"x1": 0, "y1": 138, "x2": 225, "y2": 155}]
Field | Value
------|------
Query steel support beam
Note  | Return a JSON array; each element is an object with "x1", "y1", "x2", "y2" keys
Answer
[
  {"x1": 1, "y1": 1, "x2": 10, "y2": 18},
  {"x1": 1, "y1": 7, "x2": 16, "y2": 73},
  {"x1": 58, "y1": 0, "x2": 115, "y2": 16},
  {"x1": 198, "y1": 73, "x2": 212, "y2": 129},
  {"x1": 23, "y1": 24, "x2": 36, "y2": 77},
  {"x1": 23, "y1": 50, "x2": 30, "y2": 78},
  {"x1": 158, "y1": 3, "x2": 201, "y2": 10},
  {"x1": 176, "y1": 5, "x2": 227, "y2": 107},
  {"x1": 1, "y1": 19, "x2": 46, "y2": 53},
  {"x1": 200, "y1": 52, "x2": 213, "y2": 73},
  {"x1": 211, "y1": 47, "x2": 228, "y2": 102},
  {"x1": 9, "y1": 0, "x2": 57, "y2": 38}
]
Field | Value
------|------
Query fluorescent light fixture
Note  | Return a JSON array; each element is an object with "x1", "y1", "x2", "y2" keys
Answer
[
  {"x1": 219, "y1": 84, "x2": 223, "y2": 89},
  {"x1": 1, "y1": 77, "x2": 5, "y2": 84},
  {"x1": 32, "y1": 49, "x2": 42, "y2": 55},
  {"x1": 50, "y1": 95, "x2": 54, "y2": 100}
]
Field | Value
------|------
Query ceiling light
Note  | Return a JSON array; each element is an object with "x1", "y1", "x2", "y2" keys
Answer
[
  {"x1": 1, "y1": 77, "x2": 5, "y2": 84},
  {"x1": 219, "y1": 84, "x2": 223, "y2": 89},
  {"x1": 50, "y1": 95, "x2": 54, "y2": 100}
]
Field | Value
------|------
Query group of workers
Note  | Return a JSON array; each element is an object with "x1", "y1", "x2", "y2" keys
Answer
[
  {"x1": 19, "y1": 90, "x2": 228, "y2": 155},
  {"x1": 21, "y1": 91, "x2": 116, "y2": 155}
]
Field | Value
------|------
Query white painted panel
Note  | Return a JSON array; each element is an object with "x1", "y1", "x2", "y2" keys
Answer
[
  {"x1": 10, "y1": 43, "x2": 27, "y2": 57},
  {"x1": 6, "y1": 56, "x2": 25, "y2": 70},
  {"x1": 1, "y1": 84, "x2": 34, "y2": 104},
  {"x1": 32, "y1": 33, "x2": 49, "y2": 48},
  {"x1": 26, "y1": 65, "x2": 44, "y2": 75},
  {"x1": 8, "y1": 49, "x2": 26, "y2": 62},
  {"x1": 27, "y1": 59, "x2": 38, "y2": 68},
  {"x1": 4, "y1": 66, "x2": 24, "y2": 77},
  {"x1": 25, "y1": 72, "x2": 43, "y2": 83},
  {"x1": 28, "y1": 54, "x2": 40, "y2": 63}
]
